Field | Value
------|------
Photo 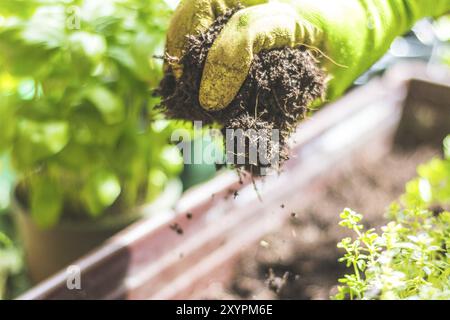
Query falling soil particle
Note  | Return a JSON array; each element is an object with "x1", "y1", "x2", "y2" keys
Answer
[
  {"x1": 225, "y1": 189, "x2": 238, "y2": 200},
  {"x1": 157, "y1": 9, "x2": 326, "y2": 175},
  {"x1": 170, "y1": 223, "x2": 184, "y2": 235},
  {"x1": 186, "y1": 213, "x2": 193, "y2": 220}
]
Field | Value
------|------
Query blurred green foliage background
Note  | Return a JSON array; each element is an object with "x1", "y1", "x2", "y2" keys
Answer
[
  {"x1": 0, "y1": 0, "x2": 184, "y2": 229},
  {"x1": 0, "y1": 0, "x2": 186, "y2": 298}
]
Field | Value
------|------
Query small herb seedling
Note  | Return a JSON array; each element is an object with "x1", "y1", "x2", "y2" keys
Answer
[{"x1": 334, "y1": 136, "x2": 450, "y2": 300}]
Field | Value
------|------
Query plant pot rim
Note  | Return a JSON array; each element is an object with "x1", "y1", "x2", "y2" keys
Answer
[{"x1": 11, "y1": 179, "x2": 183, "y2": 232}]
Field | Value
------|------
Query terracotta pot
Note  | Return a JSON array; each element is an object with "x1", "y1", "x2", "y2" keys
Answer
[{"x1": 13, "y1": 180, "x2": 182, "y2": 284}]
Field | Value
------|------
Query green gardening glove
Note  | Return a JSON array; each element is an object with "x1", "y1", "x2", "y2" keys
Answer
[
  {"x1": 166, "y1": 0, "x2": 450, "y2": 111},
  {"x1": 166, "y1": 0, "x2": 266, "y2": 76}
]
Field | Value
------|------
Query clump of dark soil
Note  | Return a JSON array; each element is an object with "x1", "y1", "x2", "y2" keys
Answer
[{"x1": 157, "y1": 10, "x2": 326, "y2": 175}]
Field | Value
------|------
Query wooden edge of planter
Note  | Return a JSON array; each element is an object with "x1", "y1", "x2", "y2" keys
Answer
[{"x1": 18, "y1": 62, "x2": 450, "y2": 300}]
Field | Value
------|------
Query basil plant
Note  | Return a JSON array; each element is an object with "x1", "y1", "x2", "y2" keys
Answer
[{"x1": 0, "y1": 0, "x2": 183, "y2": 228}]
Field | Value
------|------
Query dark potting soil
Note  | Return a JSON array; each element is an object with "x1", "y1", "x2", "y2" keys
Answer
[
  {"x1": 201, "y1": 146, "x2": 440, "y2": 300},
  {"x1": 157, "y1": 10, "x2": 326, "y2": 175}
]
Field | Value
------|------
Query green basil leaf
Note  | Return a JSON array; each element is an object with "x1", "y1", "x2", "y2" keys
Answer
[
  {"x1": 81, "y1": 170, "x2": 121, "y2": 217},
  {"x1": 14, "y1": 119, "x2": 69, "y2": 166},
  {"x1": 30, "y1": 176, "x2": 63, "y2": 229},
  {"x1": 85, "y1": 86, "x2": 125, "y2": 125},
  {"x1": 444, "y1": 135, "x2": 450, "y2": 160}
]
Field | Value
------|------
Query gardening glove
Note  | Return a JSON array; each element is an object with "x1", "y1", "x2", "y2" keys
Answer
[
  {"x1": 166, "y1": 0, "x2": 267, "y2": 78},
  {"x1": 166, "y1": 0, "x2": 450, "y2": 111}
]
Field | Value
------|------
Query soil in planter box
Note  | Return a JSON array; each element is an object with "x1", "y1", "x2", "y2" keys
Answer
[
  {"x1": 201, "y1": 146, "x2": 440, "y2": 300},
  {"x1": 157, "y1": 10, "x2": 326, "y2": 175}
]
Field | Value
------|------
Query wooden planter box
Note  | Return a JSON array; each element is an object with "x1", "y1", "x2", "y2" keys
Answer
[{"x1": 19, "y1": 63, "x2": 450, "y2": 300}]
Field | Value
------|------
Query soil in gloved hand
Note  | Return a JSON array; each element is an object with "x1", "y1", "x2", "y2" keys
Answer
[{"x1": 157, "y1": 10, "x2": 326, "y2": 175}]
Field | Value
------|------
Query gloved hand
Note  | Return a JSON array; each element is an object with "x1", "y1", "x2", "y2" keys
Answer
[{"x1": 166, "y1": 0, "x2": 450, "y2": 111}]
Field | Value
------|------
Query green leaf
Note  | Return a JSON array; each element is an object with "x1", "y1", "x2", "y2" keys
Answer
[
  {"x1": 0, "y1": 96, "x2": 16, "y2": 152},
  {"x1": 30, "y1": 176, "x2": 63, "y2": 229},
  {"x1": 0, "y1": 232, "x2": 13, "y2": 248},
  {"x1": 160, "y1": 145, "x2": 183, "y2": 175},
  {"x1": 147, "y1": 169, "x2": 167, "y2": 202},
  {"x1": 444, "y1": 135, "x2": 450, "y2": 160},
  {"x1": 69, "y1": 32, "x2": 107, "y2": 61},
  {"x1": 81, "y1": 170, "x2": 121, "y2": 217},
  {"x1": 71, "y1": 106, "x2": 124, "y2": 146},
  {"x1": 85, "y1": 86, "x2": 125, "y2": 125},
  {"x1": 418, "y1": 178, "x2": 432, "y2": 203},
  {"x1": 14, "y1": 119, "x2": 69, "y2": 166},
  {"x1": 21, "y1": 5, "x2": 66, "y2": 49}
]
